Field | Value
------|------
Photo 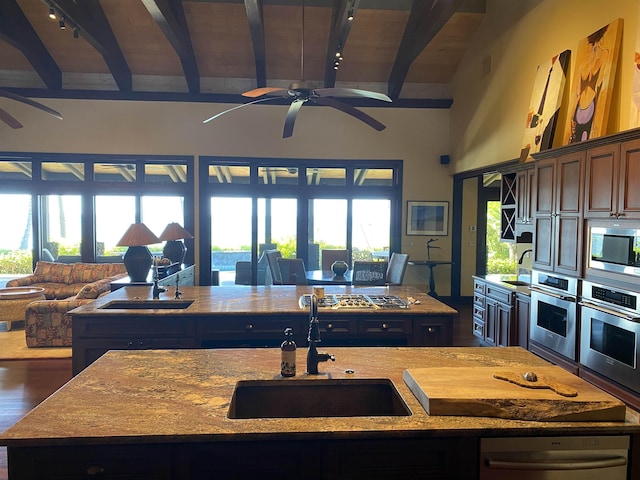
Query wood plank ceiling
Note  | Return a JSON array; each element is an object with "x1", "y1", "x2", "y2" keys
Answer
[{"x1": 0, "y1": 0, "x2": 485, "y2": 101}]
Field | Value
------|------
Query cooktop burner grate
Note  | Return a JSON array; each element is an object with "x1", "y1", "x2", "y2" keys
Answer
[{"x1": 299, "y1": 294, "x2": 408, "y2": 309}]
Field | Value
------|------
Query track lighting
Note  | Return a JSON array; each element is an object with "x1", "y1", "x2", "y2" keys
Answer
[
  {"x1": 59, "y1": 18, "x2": 66, "y2": 29},
  {"x1": 347, "y1": 8, "x2": 354, "y2": 21},
  {"x1": 48, "y1": 7, "x2": 56, "y2": 20},
  {"x1": 73, "y1": 27, "x2": 79, "y2": 39}
]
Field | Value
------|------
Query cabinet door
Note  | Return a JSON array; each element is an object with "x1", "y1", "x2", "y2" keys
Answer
[
  {"x1": 515, "y1": 293, "x2": 530, "y2": 350},
  {"x1": 619, "y1": 138, "x2": 640, "y2": 219},
  {"x1": 533, "y1": 158, "x2": 555, "y2": 216},
  {"x1": 584, "y1": 143, "x2": 618, "y2": 218},
  {"x1": 484, "y1": 297, "x2": 497, "y2": 347},
  {"x1": 516, "y1": 167, "x2": 535, "y2": 226},
  {"x1": 532, "y1": 158, "x2": 555, "y2": 270},
  {"x1": 554, "y1": 151, "x2": 584, "y2": 276},
  {"x1": 496, "y1": 302, "x2": 513, "y2": 347}
]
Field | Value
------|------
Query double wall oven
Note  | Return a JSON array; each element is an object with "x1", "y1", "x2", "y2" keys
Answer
[
  {"x1": 580, "y1": 280, "x2": 640, "y2": 395},
  {"x1": 529, "y1": 270, "x2": 580, "y2": 361}
]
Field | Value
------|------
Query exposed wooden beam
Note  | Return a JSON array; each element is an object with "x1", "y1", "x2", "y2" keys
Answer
[
  {"x1": 387, "y1": 0, "x2": 465, "y2": 99},
  {"x1": 244, "y1": 0, "x2": 267, "y2": 88},
  {"x1": 141, "y1": 0, "x2": 200, "y2": 93},
  {"x1": 323, "y1": 0, "x2": 359, "y2": 88},
  {"x1": 0, "y1": 0, "x2": 62, "y2": 89},
  {"x1": 51, "y1": 0, "x2": 132, "y2": 91}
]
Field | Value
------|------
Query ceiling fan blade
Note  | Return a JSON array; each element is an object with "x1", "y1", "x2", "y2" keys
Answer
[
  {"x1": 283, "y1": 99, "x2": 305, "y2": 138},
  {"x1": 0, "y1": 90, "x2": 62, "y2": 119},
  {"x1": 0, "y1": 107, "x2": 23, "y2": 129},
  {"x1": 313, "y1": 88, "x2": 392, "y2": 103},
  {"x1": 314, "y1": 96, "x2": 386, "y2": 131},
  {"x1": 242, "y1": 87, "x2": 288, "y2": 98},
  {"x1": 203, "y1": 96, "x2": 284, "y2": 124}
]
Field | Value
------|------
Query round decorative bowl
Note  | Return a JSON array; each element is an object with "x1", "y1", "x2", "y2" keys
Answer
[{"x1": 331, "y1": 260, "x2": 348, "y2": 276}]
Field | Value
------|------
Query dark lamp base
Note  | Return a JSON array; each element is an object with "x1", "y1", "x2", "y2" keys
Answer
[{"x1": 123, "y1": 246, "x2": 153, "y2": 282}]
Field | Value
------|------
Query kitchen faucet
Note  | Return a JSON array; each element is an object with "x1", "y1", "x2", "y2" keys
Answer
[
  {"x1": 307, "y1": 294, "x2": 335, "y2": 374},
  {"x1": 152, "y1": 266, "x2": 166, "y2": 300},
  {"x1": 518, "y1": 249, "x2": 533, "y2": 264}
]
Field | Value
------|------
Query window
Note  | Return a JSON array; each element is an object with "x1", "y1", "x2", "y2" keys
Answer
[
  {"x1": 200, "y1": 157, "x2": 402, "y2": 285},
  {"x1": 0, "y1": 194, "x2": 32, "y2": 276},
  {"x1": 40, "y1": 195, "x2": 82, "y2": 262}
]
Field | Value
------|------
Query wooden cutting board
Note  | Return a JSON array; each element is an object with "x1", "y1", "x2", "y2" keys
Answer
[{"x1": 403, "y1": 366, "x2": 626, "y2": 422}]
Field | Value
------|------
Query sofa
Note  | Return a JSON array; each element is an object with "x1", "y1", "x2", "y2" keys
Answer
[{"x1": 6, "y1": 261, "x2": 127, "y2": 347}]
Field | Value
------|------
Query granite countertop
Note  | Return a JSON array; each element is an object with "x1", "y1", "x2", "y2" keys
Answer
[
  {"x1": 474, "y1": 274, "x2": 531, "y2": 295},
  {"x1": 2, "y1": 347, "x2": 638, "y2": 447},
  {"x1": 70, "y1": 285, "x2": 458, "y2": 316}
]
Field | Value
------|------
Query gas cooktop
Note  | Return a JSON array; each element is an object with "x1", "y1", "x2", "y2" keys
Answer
[{"x1": 299, "y1": 294, "x2": 409, "y2": 310}]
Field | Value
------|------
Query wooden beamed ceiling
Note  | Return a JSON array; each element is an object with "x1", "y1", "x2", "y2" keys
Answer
[{"x1": 0, "y1": 0, "x2": 485, "y2": 100}]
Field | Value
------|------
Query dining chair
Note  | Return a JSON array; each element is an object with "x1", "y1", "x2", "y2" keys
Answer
[
  {"x1": 386, "y1": 253, "x2": 409, "y2": 286},
  {"x1": 234, "y1": 261, "x2": 252, "y2": 285},
  {"x1": 277, "y1": 258, "x2": 308, "y2": 285},
  {"x1": 264, "y1": 250, "x2": 283, "y2": 285},
  {"x1": 321, "y1": 249, "x2": 349, "y2": 271},
  {"x1": 351, "y1": 261, "x2": 388, "y2": 286}
]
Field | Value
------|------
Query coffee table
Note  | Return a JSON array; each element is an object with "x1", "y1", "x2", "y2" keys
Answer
[{"x1": 0, "y1": 287, "x2": 46, "y2": 331}]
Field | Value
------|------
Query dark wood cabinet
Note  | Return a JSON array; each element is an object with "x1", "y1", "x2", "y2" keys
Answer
[
  {"x1": 515, "y1": 167, "x2": 535, "y2": 230},
  {"x1": 532, "y1": 152, "x2": 584, "y2": 276},
  {"x1": 515, "y1": 292, "x2": 530, "y2": 350},
  {"x1": 585, "y1": 139, "x2": 640, "y2": 219},
  {"x1": 472, "y1": 278, "x2": 518, "y2": 347},
  {"x1": 500, "y1": 172, "x2": 517, "y2": 241}
]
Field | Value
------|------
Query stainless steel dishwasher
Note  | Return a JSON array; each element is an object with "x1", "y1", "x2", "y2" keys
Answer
[{"x1": 480, "y1": 436, "x2": 629, "y2": 479}]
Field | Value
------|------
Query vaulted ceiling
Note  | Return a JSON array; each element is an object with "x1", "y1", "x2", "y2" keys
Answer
[{"x1": 0, "y1": 0, "x2": 485, "y2": 103}]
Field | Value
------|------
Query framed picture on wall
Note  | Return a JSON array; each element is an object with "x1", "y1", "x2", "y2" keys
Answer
[{"x1": 406, "y1": 201, "x2": 448, "y2": 236}]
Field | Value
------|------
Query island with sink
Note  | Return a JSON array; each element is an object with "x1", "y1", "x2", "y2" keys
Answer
[
  {"x1": 1, "y1": 346, "x2": 639, "y2": 479},
  {"x1": 69, "y1": 285, "x2": 458, "y2": 375}
]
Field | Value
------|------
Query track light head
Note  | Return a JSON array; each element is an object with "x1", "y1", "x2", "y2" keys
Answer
[
  {"x1": 48, "y1": 7, "x2": 56, "y2": 20},
  {"x1": 73, "y1": 27, "x2": 79, "y2": 39},
  {"x1": 59, "y1": 18, "x2": 66, "y2": 29},
  {"x1": 347, "y1": 9, "x2": 354, "y2": 21}
]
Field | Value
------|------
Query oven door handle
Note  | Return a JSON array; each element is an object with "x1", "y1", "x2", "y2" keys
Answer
[
  {"x1": 485, "y1": 455, "x2": 627, "y2": 471},
  {"x1": 579, "y1": 300, "x2": 640, "y2": 322},
  {"x1": 530, "y1": 286, "x2": 576, "y2": 302}
]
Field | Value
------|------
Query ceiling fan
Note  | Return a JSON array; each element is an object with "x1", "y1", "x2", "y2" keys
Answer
[
  {"x1": 0, "y1": 89, "x2": 63, "y2": 129},
  {"x1": 203, "y1": 3, "x2": 391, "y2": 138}
]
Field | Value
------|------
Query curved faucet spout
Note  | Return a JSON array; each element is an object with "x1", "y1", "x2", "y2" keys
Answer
[{"x1": 307, "y1": 294, "x2": 334, "y2": 374}]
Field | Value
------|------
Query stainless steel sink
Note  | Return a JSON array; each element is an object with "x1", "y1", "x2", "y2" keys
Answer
[
  {"x1": 99, "y1": 299, "x2": 194, "y2": 310},
  {"x1": 502, "y1": 280, "x2": 530, "y2": 286},
  {"x1": 228, "y1": 378, "x2": 411, "y2": 418}
]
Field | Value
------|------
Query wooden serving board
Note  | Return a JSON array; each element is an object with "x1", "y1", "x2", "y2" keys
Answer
[{"x1": 403, "y1": 366, "x2": 626, "y2": 422}]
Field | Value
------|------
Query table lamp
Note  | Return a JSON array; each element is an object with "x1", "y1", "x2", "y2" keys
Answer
[
  {"x1": 116, "y1": 223, "x2": 161, "y2": 282},
  {"x1": 159, "y1": 222, "x2": 193, "y2": 264}
]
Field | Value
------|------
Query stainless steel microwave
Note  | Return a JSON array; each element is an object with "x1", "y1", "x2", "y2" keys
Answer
[{"x1": 588, "y1": 222, "x2": 640, "y2": 276}]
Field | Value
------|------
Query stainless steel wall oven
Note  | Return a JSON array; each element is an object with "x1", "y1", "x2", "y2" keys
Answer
[
  {"x1": 580, "y1": 280, "x2": 640, "y2": 394},
  {"x1": 529, "y1": 270, "x2": 580, "y2": 361}
]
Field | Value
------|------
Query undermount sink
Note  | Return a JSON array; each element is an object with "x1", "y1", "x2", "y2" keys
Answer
[
  {"x1": 228, "y1": 378, "x2": 411, "y2": 419},
  {"x1": 99, "y1": 299, "x2": 194, "y2": 310},
  {"x1": 502, "y1": 280, "x2": 530, "y2": 286}
]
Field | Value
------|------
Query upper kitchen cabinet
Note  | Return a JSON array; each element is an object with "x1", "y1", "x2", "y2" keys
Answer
[
  {"x1": 532, "y1": 151, "x2": 585, "y2": 276},
  {"x1": 500, "y1": 167, "x2": 535, "y2": 242},
  {"x1": 584, "y1": 139, "x2": 640, "y2": 219},
  {"x1": 515, "y1": 167, "x2": 535, "y2": 231}
]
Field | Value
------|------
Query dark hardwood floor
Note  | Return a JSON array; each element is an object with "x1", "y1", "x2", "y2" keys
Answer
[{"x1": 0, "y1": 299, "x2": 476, "y2": 480}]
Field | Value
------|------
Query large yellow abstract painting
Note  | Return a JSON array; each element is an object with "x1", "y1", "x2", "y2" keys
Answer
[{"x1": 563, "y1": 18, "x2": 623, "y2": 144}]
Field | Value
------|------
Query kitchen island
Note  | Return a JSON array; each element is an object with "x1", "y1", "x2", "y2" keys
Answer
[
  {"x1": 70, "y1": 285, "x2": 457, "y2": 375},
  {"x1": 1, "y1": 347, "x2": 639, "y2": 479}
]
